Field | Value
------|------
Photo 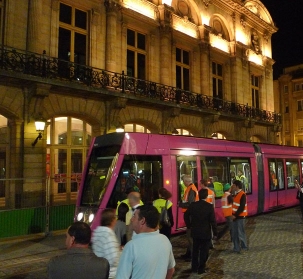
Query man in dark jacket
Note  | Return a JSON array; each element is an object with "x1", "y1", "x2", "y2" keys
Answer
[
  {"x1": 184, "y1": 189, "x2": 218, "y2": 275},
  {"x1": 48, "y1": 222, "x2": 109, "y2": 279}
]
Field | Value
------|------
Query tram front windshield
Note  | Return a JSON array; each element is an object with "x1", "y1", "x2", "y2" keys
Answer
[{"x1": 81, "y1": 145, "x2": 121, "y2": 206}]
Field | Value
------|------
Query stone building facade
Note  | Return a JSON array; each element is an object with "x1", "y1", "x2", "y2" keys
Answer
[
  {"x1": 0, "y1": 0, "x2": 281, "y2": 208},
  {"x1": 275, "y1": 64, "x2": 303, "y2": 147}
]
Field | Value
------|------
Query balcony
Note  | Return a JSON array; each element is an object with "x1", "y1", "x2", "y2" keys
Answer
[{"x1": 0, "y1": 45, "x2": 281, "y2": 125}]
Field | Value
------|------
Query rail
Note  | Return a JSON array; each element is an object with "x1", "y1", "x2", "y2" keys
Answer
[{"x1": 0, "y1": 45, "x2": 281, "y2": 124}]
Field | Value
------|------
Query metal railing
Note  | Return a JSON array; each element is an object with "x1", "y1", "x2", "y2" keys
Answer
[{"x1": 0, "y1": 45, "x2": 281, "y2": 124}]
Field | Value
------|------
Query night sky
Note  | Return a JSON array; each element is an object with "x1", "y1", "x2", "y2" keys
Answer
[{"x1": 261, "y1": 0, "x2": 303, "y2": 79}]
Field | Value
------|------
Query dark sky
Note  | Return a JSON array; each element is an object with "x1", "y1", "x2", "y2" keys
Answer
[{"x1": 261, "y1": 0, "x2": 303, "y2": 79}]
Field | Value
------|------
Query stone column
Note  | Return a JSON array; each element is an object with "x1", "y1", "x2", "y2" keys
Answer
[
  {"x1": 27, "y1": 0, "x2": 51, "y2": 53},
  {"x1": 104, "y1": 0, "x2": 120, "y2": 72},
  {"x1": 8, "y1": 120, "x2": 24, "y2": 209},
  {"x1": 200, "y1": 42, "x2": 210, "y2": 95},
  {"x1": 159, "y1": 27, "x2": 172, "y2": 86}
]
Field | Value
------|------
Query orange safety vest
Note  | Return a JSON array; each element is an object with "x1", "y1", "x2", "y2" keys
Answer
[
  {"x1": 205, "y1": 187, "x2": 215, "y2": 205},
  {"x1": 232, "y1": 190, "x2": 247, "y2": 217},
  {"x1": 221, "y1": 192, "x2": 232, "y2": 217},
  {"x1": 182, "y1": 183, "x2": 199, "y2": 212}
]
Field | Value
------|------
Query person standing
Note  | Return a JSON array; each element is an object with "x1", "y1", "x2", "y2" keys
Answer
[
  {"x1": 200, "y1": 179, "x2": 215, "y2": 206},
  {"x1": 153, "y1": 187, "x2": 174, "y2": 239},
  {"x1": 295, "y1": 179, "x2": 303, "y2": 221},
  {"x1": 231, "y1": 180, "x2": 248, "y2": 253},
  {"x1": 179, "y1": 175, "x2": 199, "y2": 260},
  {"x1": 184, "y1": 189, "x2": 218, "y2": 275},
  {"x1": 48, "y1": 222, "x2": 109, "y2": 279},
  {"x1": 221, "y1": 183, "x2": 233, "y2": 241},
  {"x1": 116, "y1": 204, "x2": 175, "y2": 279},
  {"x1": 114, "y1": 202, "x2": 129, "y2": 246},
  {"x1": 92, "y1": 209, "x2": 120, "y2": 279},
  {"x1": 125, "y1": 190, "x2": 142, "y2": 242}
]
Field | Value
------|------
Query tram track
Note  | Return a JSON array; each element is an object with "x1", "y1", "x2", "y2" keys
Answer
[{"x1": 0, "y1": 248, "x2": 65, "y2": 279}]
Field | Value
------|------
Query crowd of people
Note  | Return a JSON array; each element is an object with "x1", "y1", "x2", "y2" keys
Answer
[{"x1": 47, "y1": 175, "x2": 251, "y2": 279}]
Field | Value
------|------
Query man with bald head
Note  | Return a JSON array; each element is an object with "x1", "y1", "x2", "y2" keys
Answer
[{"x1": 125, "y1": 190, "x2": 142, "y2": 241}]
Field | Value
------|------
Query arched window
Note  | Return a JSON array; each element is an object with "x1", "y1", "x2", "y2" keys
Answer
[
  {"x1": 250, "y1": 136, "x2": 261, "y2": 142},
  {"x1": 46, "y1": 117, "x2": 91, "y2": 204},
  {"x1": 124, "y1": 124, "x2": 151, "y2": 133},
  {"x1": 176, "y1": 128, "x2": 193, "y2": 136},
  {"x1": 211, "y1": 132, "x2": 226, "y2": 139}
]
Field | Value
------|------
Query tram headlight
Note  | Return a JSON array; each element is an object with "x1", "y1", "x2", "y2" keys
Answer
[
  {"x1": 88, "y1": 213, "x2": 94, "y2": 223},
  {"x1": 77, "y1": 212, "x2": 84, "y2": 221}
]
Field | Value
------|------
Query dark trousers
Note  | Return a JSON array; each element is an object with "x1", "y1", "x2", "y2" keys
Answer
[{"x1": 191, "y1": 238, "x2": 211, "y2": 273}]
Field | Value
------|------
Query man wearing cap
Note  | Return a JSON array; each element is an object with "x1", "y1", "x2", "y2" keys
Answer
[{"x1": 221, "y1": 183, "x2": 233, "y2": 241}]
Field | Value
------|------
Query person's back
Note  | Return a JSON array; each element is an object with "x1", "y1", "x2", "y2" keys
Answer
[
  {"x1": 118, "y1": 231, "x2": 174, "y2": 278},
  {"x1": 48, "y1": 221, "x2": 109, "y2": 279},
  {"x1": 186, "y1": 197, "x2": 218, "y2": 239},
  {"x1": 92, "y1": 209, "x2": 120, "y2": 279},
  {"x1": 48, "y1": 248, "x2": 109, "y2": 279},
  {"x1": 116, "y1": 204, "x2": 175, "y2": 279}
]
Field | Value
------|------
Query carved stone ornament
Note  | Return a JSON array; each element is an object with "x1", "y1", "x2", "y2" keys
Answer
[{"x1": 203, "y1": 0, "x2": 211, "y2": 8}]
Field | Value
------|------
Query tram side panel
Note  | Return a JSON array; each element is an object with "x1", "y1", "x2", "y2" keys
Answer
[{"x1": 257, "y1": 144, "x2": 300, "y2": 212}]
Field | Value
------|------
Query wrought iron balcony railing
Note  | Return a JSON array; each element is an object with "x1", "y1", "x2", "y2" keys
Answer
[{"x1": 0, "y1": 45, "x2": 281, "y2": 124}]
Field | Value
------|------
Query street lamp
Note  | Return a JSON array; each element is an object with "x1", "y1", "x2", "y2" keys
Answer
[{"x1": 32, "y1": 119, "x2": 46, "y2": 146}]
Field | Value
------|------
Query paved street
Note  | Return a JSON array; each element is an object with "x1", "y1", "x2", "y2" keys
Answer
[{"x1": 0, "y1": 207, "x2": 302, "y2": 278}]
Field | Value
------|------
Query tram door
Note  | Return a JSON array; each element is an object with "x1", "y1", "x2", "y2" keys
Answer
[{"x1": 268, "y1": 159, "x2": 285, "y2": 208}]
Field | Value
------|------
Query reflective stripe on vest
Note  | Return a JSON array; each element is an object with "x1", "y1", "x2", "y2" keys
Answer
[
  {"x1": 232, "y1": 190, "x2": 247, "y2": 216},
  {"x1": 206, "y1": 188, "x2": 215, "y2": 204},
  {"x1": 221, "y1": 192, "x2": 232, "y2": 217}
]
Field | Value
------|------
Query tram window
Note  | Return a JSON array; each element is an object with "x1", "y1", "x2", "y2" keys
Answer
[
  {"x1": 301, "y1": 161, "x2": 303, "y2": 184},
  {"x1": 200, "y1": 156, "x2": 228, "y2": 198},
  {"x1": 230, "y1": 158, "x2": 251, "y2": 194},
  {"x1": 177, "y1": 156, "x2": 197, "y2": 201},
  {"x1": 268, "y1": 160, "x2": 284, "y2": 191},
  {"x1": 286, "y1": 160, "x2": 299, "y2": 188},
  {"x1": 80, "y1": 145, "x2": 121, "y2": 206},
  {"x1": 107, "y1": 155, "x2": 163, "y2": 208}
]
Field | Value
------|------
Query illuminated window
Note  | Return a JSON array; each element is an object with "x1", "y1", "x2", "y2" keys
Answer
[
  {"x1": 250, "y1": 136, "x2": 261, "y2": 142},
  {"x1": 124, "y1": 124, "x2": 150, "y2": 133},
  {"x1": 127, "y1": 29, "x2": 146, "y2": 80},
  {"x1": 176, "y1": 129, "x2": 192, "y2": 136},
  {"x1": 58, "y1": 3, "x2": 87, "y2": 78},
  {"x1": 251, "y1": 75, "x2": 260, "y2": 109},
  {"x1": 47, "y1": 117, "x2": 91, "y2": 203},
  {"x1": 212, "y1": 62, "x2": 223, "y2": 99},
  {"x1": 0, "y1": 114, "x2": 7, "y2": 200},
  {"x1": 176, "y1": 48, "x2": 190, "y2": 91}
]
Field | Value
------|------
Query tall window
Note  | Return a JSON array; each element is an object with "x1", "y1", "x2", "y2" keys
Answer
[
  {"x1": 0, "y1": 0, "x2": 4, "y2": 45},
  {"x1": 127, "y1": 29, "x2": 146, "y2": 80},
  {"x1": 297, "y1": 119, "x2": 303, "y2": 131},
  {"x1": 212, "y1": 62, "x2": 223, "y2": 99},
  {"x1": 0, "y1": 114, "x2": 7, "y2": 203},
  {"x1": 298, "y1": 100, "x2": 303, "y2": 111},
  {"x1": 251, "y1": 75, "x2": 260, "y2": 109},
  {"x1": 58, "y1": 3, "x2": 87, "y2": 64},
  {"x1": 176, "y1": 48, "x2": 190, "y2": 91},
  {"x1": 47, "y1": 117, "x2": 91, "y2": 204}
]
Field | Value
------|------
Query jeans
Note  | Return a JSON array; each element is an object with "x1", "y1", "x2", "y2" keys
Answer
[{"x1": 231, "y1": 218, "x2": 248, "y2": 252}]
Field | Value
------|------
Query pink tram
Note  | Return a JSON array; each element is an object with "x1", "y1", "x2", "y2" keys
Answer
[{"x1": 75, "y1": 132, "x2": 301, "y2": 234}]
